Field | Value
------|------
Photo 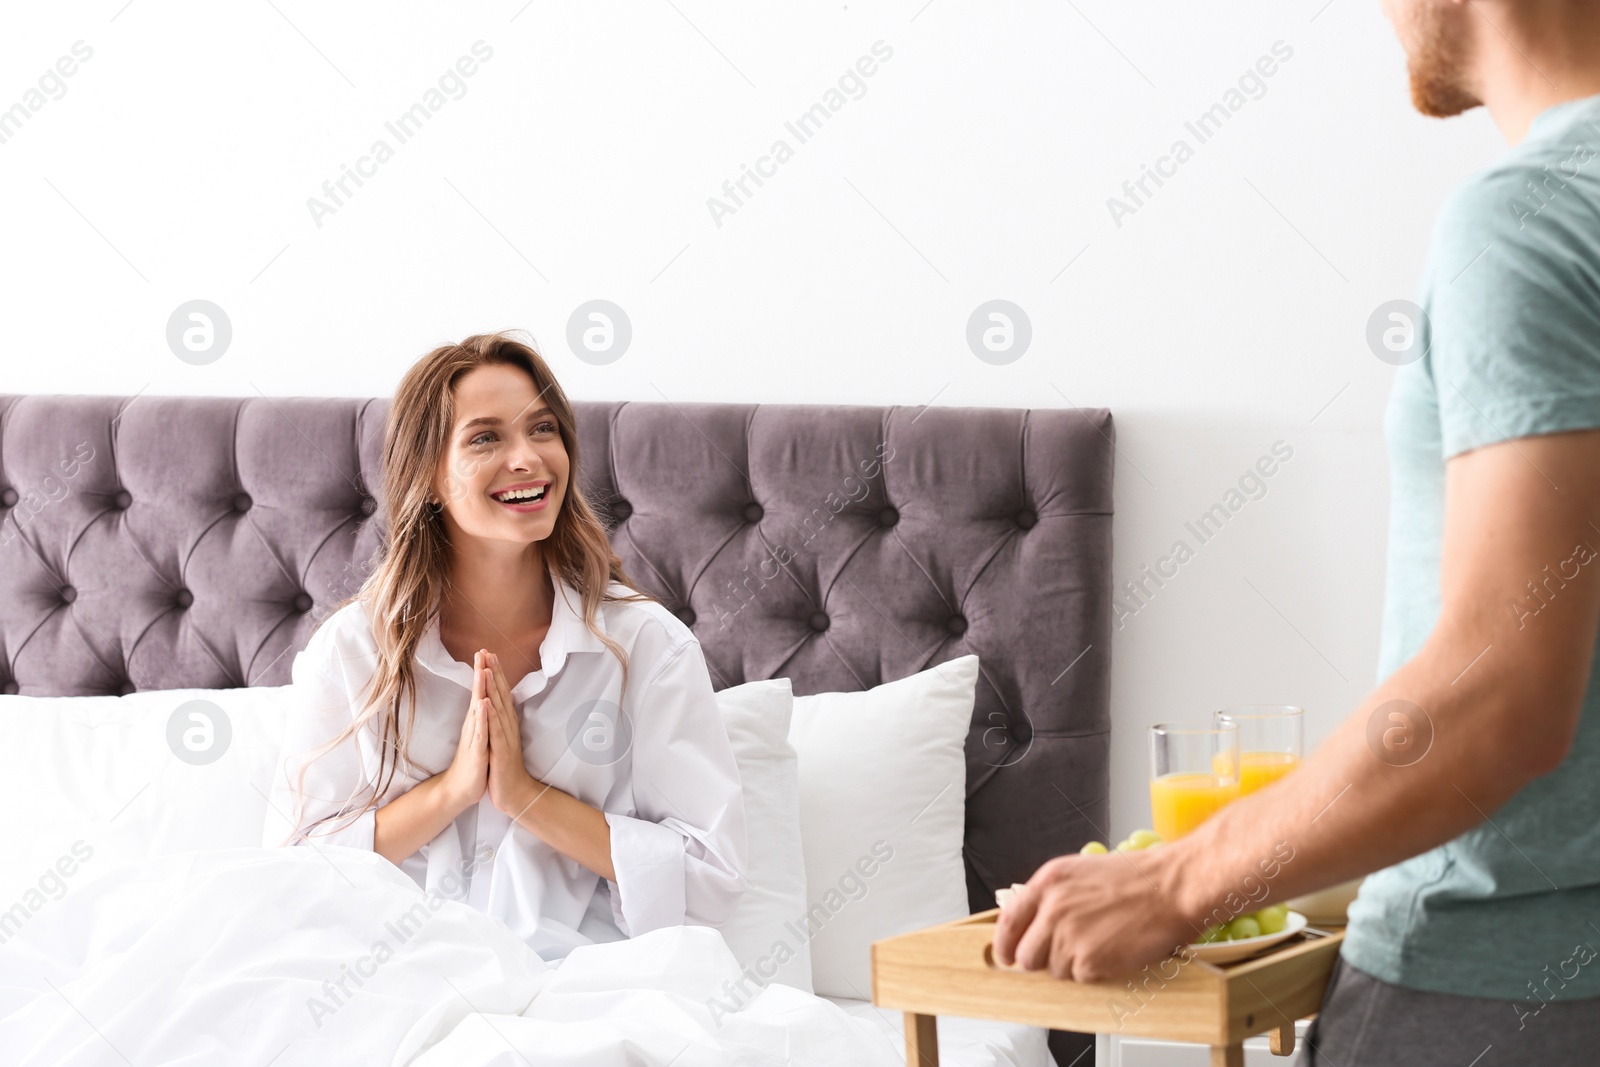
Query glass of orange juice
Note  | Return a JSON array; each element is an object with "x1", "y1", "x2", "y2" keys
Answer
[
  {"x1": 1149, "y1": 719, "x2": 1240, "y2": 841},
  {"x1": 1215, "y1": 705, "x2": 1304, "y2": 795}
]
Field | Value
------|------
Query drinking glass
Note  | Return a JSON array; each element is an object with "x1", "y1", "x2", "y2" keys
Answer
[
  {"x1": 1215, "y1": 705, "x2": 1304, "y2": 795},
  {"x1": 1149, "y1": 719, "x2": 1240, "y2": 841}
]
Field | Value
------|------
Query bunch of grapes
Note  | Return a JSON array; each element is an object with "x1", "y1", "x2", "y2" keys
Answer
[
  {"x1": 1195, "y1": 903, "x2": 1289, "y2": 942},
  {"x1": 1080, "y1": 829, "x2": 1289, "y2": 943},
  {"x1": 1078, "y1": 828, "x2": 1163, "y2": 855}
]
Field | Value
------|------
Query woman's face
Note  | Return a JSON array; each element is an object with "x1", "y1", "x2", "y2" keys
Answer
[{"x1": 432, "y1": 363, "x2": 570, "y2": 547}]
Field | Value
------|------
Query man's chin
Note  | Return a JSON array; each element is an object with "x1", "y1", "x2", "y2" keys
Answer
[{"x1": 1410, "y1": 73, "x2": 1481, "y2": 118}]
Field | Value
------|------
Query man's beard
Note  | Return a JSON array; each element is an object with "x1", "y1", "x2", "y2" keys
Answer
[{"x1": 1406, "y1": 5, "x2": 1481, "y2": 117}]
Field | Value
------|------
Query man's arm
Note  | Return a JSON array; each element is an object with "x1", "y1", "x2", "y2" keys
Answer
[{"x1": 995, "y1": 428, "x2": 1600, "y2": 981}]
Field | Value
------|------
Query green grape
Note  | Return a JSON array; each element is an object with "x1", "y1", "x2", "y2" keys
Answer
[
  {"x1": 1256, "y1": 904, "x2": 1289, "y2": 935},
  {"x1": 1114, "y1": 840, "x2": 1136, "y2": 853},
  {"x1": 1226, "y1": 915, "x2": 1262, "y2": 940},
  {"x1": 1196, "y1": 924, "x2": 1226, "y2": 944},
  {"x1": 1080, "y1": 841, "x2": 1109, "y2": 855},
  {"x1": 1129, "y1": 829, "x2": 1163, "y2": 849}
]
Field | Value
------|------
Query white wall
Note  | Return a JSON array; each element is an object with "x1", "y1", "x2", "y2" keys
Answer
[{"x1": 0, "y1": 1, "x2": 1505, "y2": 839}]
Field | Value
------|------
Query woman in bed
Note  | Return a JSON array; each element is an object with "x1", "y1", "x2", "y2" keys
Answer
[{"x1": 265, "y1": 331, "x2": 746, "y2": 962}]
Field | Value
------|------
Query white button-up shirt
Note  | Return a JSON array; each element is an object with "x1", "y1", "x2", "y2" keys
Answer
[{"x1": 263, "y1": 578, "x2": 747, "y2": 962}]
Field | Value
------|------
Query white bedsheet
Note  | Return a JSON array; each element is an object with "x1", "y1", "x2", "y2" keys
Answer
[
  {"x1": 823, "y1": 996, "x2": 1054, "y2": 1067},
  {"x1": 0, "y1": 845, "x2": 916, "y2": 1066}
]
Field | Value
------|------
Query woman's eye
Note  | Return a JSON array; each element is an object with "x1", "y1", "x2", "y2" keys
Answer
[{"x1": 469, "y1": 421, "x2": 555, "y2": 448}]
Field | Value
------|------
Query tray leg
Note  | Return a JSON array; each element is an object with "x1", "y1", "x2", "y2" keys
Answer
[
  {"x1": 904, "y1": 1012, "x2": 939, "y2": 1067},
  {"x1": 1209, "y1": 1043, "x2": 1244, "y2": 1067},
  {"x1": 1270, "y1": 1023, "x2": 1296, "y2": 1056}
]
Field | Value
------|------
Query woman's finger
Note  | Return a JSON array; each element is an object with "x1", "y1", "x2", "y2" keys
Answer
[
  {"x1": 483, "y1": 694, "x2": 502, "y2": 751},
  {"x1": 489, "y1": 654, "x2": 520, "y2": 745},
  {"x1": 458, "y1": 684, "x2": 480, "y2": 757},
  {"x1": 487, "y1": 656, "x2": 513, "y2": 727},
  {"x1": 482, "y1": 668, "x2": 504, "y2": 732},
  {"x1": 492, "y1": 667, "x2": 516, "y2": 747}
]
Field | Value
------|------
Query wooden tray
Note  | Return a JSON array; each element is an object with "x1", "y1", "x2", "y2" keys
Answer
[{"x1": 871, "y1": 908, "x2": 1343, "y2": 1067}]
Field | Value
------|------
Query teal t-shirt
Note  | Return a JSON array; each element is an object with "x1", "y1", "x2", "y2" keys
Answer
[{"x1": 1341, "y1": 94, "x2": 1600, "y2": 1001}]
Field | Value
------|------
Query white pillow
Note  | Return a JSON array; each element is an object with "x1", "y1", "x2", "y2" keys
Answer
[
  {"x1": 0, "y1": 686, "x2": 292, "y2": 903},
  {"x1": 787, "y1": 654, "x2": 977, "y2": 999},
  {"x1": 711, "y1": 677, "x2": 812, "y2": 993}
]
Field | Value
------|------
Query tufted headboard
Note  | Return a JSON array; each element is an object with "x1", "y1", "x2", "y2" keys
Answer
[{"x1": 0, "y1": 394, "x2": 1112, "y2": 920}]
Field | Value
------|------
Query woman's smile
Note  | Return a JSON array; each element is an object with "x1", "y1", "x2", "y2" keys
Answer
[{"x1": 490, "y1": 479, "x2": 554, "y2": 513}]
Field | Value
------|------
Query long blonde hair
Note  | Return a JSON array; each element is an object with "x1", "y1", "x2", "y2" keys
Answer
[{"x1": 285, "y1": 331, "x2": 655, "y2": 844}]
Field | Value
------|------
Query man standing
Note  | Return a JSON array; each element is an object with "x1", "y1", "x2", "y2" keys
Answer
[{"x1": 995, "y1": 1, "x2": 1600, "y2": 1062}]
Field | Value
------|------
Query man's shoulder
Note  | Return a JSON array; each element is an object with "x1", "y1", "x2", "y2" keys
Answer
[{"x1": 1432, "y1": 135, "x2": 1600, "y2": 265}]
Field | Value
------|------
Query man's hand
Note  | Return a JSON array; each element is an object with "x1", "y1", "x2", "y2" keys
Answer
[{"x1": 992, "y1": 848, "x2": 1197, "y2": 982}]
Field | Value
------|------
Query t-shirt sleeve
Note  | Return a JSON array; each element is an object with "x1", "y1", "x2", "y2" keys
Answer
[
  {"x1": 1422, "y1": 162, "x2": 1600, "y2": 459},
  {"x1": 602, "y1": 637, "x2": 747, "y2": 937},
  {"x1": 262, "y1": 609, "x2": 382, "y2": 850}
]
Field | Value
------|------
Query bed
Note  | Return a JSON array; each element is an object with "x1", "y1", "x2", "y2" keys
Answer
[{"x1": 0, "y1": 394, "x2": 1114, "y2": 1066}]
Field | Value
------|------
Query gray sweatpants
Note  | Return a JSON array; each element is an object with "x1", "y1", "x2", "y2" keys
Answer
[{"x1": 1295, "y1": 956, "x2": 1600, "y2": 1066}]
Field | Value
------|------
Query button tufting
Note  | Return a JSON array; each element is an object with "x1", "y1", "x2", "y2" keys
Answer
[
  {"x1": 117, "y1": 680, "x2": 136, "y2": 696},
  {"x1": 808, "y1": 611, "x2": 830, "y2": 633},
  {"x1": 743, "y1": 502, "x2": 763, "y2": 523},
  {"x1": 946, "y1": 615, "x2": 968, "y2": 636},
  {"x1": 1, "y1": 681, "x2": 17, "y2": 695},
  {"x1": 675, "y1": 606, "x2": 696, "y2": 627},
  {"x1": 175, "y1": 589, "x2": 194, "y2": 608},
  {"x1": 611, "y1": 499, "x2": 632, "y2": 521},
  {"x1": 359, "y1": 496, "x2": 376, "y2": 515},
  {"x1": 878, "y1": 506, "x2": 899, "y2": 528},
  {"x1": 232, "y1": 492, "x2": 253, "y2": 513},
  {"x1": 0, "y1": 488, "x2": 16, "y2": 508},
  {"x1": 60, "y1": 585, "x2": 77, "y2": 604},
  {"x1": 1015, "y1": 509, "x2": 1037, "y2": 529},
  {"x1": 113, "y1": 490, "x2": 132, "y2": 510},
  {"x1": 292, "y1": 592, "x2": 313, "y2": 613}
]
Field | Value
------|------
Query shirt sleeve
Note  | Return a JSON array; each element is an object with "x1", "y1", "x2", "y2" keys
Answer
[
  {"x1": 1422, "y1": 160, "x2": 1600, "y2": 460},
  {"x1": 262, "y1": 610, "x2": 382, "y2": 851},
  {"x1": 602, "y1": 638, "x2": 747, "y2": 937}
]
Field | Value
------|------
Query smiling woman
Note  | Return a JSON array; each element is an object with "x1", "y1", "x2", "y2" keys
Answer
[{"x1": 267, "y1": 330, "x2": 747, "y2": 962}]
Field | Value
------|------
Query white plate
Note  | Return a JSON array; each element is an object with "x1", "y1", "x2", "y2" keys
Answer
[{"x1": 1185, "y1": 910, "x2": 1307, "y2": 964}]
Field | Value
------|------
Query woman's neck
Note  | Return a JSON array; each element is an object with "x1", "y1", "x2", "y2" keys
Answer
[{"x1": 440, "y1": 541, "x2": 555, "y2": 637}]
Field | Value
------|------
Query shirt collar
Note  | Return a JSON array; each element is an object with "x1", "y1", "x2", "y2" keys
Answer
[
  {"x1": 1526, "y1": 91, "x2": 1600, "y2": 145},
  {"x1": 416, "y1": 572, "x2": 608, "y2": 701}
]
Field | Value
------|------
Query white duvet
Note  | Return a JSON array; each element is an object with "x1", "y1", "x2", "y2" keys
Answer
[
  {"x1": 0, "y1": 844, "x2": 900, "y2": 1067},
  {"x1": 0, "y1": 687, "x2": 1047, "y2": 1067}
]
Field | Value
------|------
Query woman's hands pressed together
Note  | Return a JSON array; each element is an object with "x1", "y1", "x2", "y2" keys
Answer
[
  {"x1": 432, "y1": 647, "x2": 617, "y2": 882},
  {"x1": 480, "y1": 651, "x2": 540, "y2": 817},
  {"x1": 377, "y1": 650, "x2": 503, "y2": 863},
  {"x1": 437, "y1": 653, "x2": 490, "y2": 814},
  {"x1": 438, "y1": 649, "x2": 538, "y2": 818}
]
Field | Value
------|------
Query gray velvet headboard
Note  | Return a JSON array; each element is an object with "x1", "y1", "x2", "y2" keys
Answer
[{"x1": 0, "y1": 394, "x2": 1112, "y2": 983}]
